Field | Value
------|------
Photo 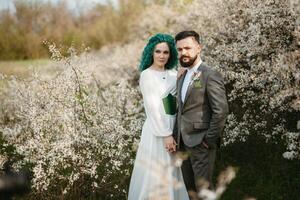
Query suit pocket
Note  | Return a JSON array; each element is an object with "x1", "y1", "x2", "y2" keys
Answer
[{"x1": 193, "y1": 122, "x2": 209, "y2": 130}]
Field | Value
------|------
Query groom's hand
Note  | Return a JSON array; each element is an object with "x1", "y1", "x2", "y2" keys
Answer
[
  {"x1": 202, "y1": 141, "x2": 209, "y2": 149},
  {"x1": 164, "y1": 136, "x2": 177, "y2": 153}
]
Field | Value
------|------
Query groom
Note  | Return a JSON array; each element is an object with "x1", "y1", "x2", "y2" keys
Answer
[{"x1": 171, "y1": 30, "x2": 229, "y2": 196}]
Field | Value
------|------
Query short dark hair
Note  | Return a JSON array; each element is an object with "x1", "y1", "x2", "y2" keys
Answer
[{"x1": 175, "y1": 30, "x2": 200, "y2": 44}]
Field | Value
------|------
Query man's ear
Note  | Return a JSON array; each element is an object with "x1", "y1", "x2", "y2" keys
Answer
[{"x1": 197, "y1": 43, "x2": 202, "y2": 53}]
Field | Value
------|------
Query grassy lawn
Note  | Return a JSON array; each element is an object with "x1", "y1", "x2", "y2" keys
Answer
[{"x1": 0, "y1": 59, "x2": 51, "y2": 78}]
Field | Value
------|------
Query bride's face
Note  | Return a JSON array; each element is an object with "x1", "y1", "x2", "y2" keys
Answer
[{"x1": 152, "y1": 42, "x2": 170, "y2": 69}]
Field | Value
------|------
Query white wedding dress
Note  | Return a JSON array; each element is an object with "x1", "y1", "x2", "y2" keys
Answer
[{"x1": 128, "y1": 68, "x2": 189, "y2": 200}]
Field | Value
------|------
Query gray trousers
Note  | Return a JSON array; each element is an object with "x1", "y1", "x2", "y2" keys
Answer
[{"x1": 180, "y1": 141, "x2": 216, "y2": 196}]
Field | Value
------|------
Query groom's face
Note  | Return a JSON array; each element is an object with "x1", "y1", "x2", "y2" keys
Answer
[{"x1": 176, "y1": 36, "x2": 201, "y2": 68}]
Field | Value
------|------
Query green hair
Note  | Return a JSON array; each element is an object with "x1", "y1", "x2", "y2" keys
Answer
[{"x1": 139, "y1": 33, "x2": 178, "y2": 71}]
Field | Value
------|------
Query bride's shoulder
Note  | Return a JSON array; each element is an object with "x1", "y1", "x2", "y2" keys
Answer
[
  {"x1": 168, "y1": 69, "x2": 178, "y2": 77},
  {"x1": 140, "y1": 68, "x2": 150, "y2": 77},
  {"x1": 139, "y1": 69, "x2": 152, "y2": 83}
]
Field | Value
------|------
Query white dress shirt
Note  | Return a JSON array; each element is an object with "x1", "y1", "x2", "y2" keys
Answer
[{"x1": 181, "y1": 59, "x2": 202, "y2": 102}]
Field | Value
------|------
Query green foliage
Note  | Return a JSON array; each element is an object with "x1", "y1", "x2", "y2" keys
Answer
[
  {"x1": 0, "y1": 133, "x2": 20, "y2": 160},
  {"x1": 0, "y1": 0, "x2": 145, "y2": 60},
  {"x1": 216, "y1": 135, "x2": 300, "y2": 200}
]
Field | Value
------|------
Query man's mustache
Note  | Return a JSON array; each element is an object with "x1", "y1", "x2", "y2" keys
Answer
[{"x1": 180, "y1": 56, "x2": 191, "y2": 60}]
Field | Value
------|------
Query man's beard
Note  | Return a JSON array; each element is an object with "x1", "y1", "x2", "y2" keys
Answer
[{"x1": 179, "y1": 55, "x2": 198, "y2": 68}]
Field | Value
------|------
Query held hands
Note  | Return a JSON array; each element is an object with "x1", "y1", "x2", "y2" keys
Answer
[{"x1": 164, "y1": 136, "x2": 177, "y2": 153}]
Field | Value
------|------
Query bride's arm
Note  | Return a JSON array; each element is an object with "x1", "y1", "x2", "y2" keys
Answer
[{"x1": 139, "y1": 72, "x2": 173, "y2": 137}]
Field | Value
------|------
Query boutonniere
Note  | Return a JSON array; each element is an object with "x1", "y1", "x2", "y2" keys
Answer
[
  {"x1": 192, "y1": 71, "x2": 202, "y2": 81},
  {"x1": 193, "y1": 80, "x2": 202, "y2": 88},
  {"x1": 190, "y1": 71, "x2": 202, "y2": 88}
]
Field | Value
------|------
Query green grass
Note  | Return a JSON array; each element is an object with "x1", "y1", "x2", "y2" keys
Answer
[{"x1": 0, "y1": 59, "x2": 51, "y2": 77}]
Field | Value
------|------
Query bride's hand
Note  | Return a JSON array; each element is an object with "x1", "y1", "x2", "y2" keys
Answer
[
  {"x1": 177, "y1": 67, "x2": 186, "y2": 79},
  {"x1": 164, "y1": 136, "x2": 177, "y2": 153}
]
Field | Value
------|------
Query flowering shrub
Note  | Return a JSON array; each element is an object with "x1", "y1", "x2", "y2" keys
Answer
[
  {"x1": 87, "y1": 40, "x2": 144, "y2": 85},
  {"x1": 0, "y1": 0, "x2": 299, "y2": 199},
  {"x1": 0, "y1": 46, "x2": 144, "y2": 198}
]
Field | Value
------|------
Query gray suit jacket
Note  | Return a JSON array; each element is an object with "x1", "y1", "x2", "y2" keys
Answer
[{"x1": 173, "y1": 62, "x2": 229, "y2": 149}]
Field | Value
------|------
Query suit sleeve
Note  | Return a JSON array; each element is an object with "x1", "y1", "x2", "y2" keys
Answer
[
  {"x1": 205, "y1": 70, "x2": 229, "y2": 147},
  {"x1": 139, "y1": 72, "x2": 173, "y2": 137}
]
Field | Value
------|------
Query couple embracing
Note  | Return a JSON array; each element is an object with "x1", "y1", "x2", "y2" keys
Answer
[{"x1": 128, "y1": 30, "x2": 229, "y2": 200}]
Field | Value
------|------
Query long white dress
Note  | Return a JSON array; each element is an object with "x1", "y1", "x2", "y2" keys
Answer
[{"x1": 128, "y1": 68, "x2": 189, "y2": 200}]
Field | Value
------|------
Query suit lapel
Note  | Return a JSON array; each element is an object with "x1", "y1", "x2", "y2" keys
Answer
[{"x1": 178, "y1": 70, "x2": 187, "y2": 111}]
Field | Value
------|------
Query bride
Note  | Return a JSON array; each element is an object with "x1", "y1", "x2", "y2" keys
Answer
[{"x1": 128, "y1": 33, "x2": 189, "y2": 200}]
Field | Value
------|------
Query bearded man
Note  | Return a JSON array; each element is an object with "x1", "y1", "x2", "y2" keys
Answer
[{"x1": 172, "y1": 30, "x2": 229, "y2": 197}]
